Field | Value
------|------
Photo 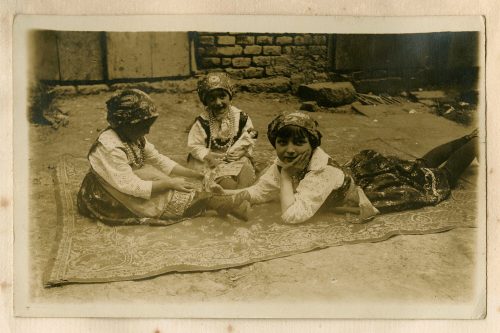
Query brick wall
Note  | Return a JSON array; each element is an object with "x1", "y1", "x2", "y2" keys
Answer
[{"x1": 195, "y1": 32, "x2": 329, "y2": 80}]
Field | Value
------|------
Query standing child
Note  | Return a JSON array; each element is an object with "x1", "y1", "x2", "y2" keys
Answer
[
  {"x1": 77, "y1": 89, "x2": 251, "y2": 225},
  {"x1": 187, "y1": 72, "x2": 257, "y2": 190},
  {"x1": 211, "y1": 111, "x2": 478, "y2": 224}
]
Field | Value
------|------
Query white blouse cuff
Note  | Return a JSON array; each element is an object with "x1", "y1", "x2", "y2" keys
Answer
[
  {"x1": 140, "y1": 181, "x2": 153, "y2": 200},
  {"x1": 280, "y1": 206, "x2": 311, "y2": 224},
  {"x1": 197, "y1": 148, "x2": 210, "y2": 161}
]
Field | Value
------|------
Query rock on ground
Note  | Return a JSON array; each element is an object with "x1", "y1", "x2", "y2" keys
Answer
[
  {"x1": 299, "y1": 101, "x2": 319, "y2": 112},
  {"x1": 297, "y1": 81, "x2": 356, "y2": 107},
  {"x1": 48, "y1": 85, "x2": 77, "y2": 96}
]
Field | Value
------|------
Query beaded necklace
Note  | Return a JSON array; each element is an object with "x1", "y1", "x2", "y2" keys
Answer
[
  {"x1": 208, "y1": 108, "x2": 235, "y2": 151},
  {"x1": 123, "y1": 141, "x2": 145, "y2": 168}
]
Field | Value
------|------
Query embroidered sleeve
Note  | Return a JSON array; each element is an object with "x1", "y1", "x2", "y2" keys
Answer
[
  {"x1": 143, "y1": 139, "x2": 178, "y2": 176},
  {"x1": 89, "y1": 143, "x2": 153, "y2": 200},
  {"x1": 187, "y1": 120, "x2": 210, "y2": 161},
  {"x1": 281, "y1": 166, "x2": 345, "y2": 224},
  {"x1": 246, "y1": 164, "x2": 281, "y2": 204}
]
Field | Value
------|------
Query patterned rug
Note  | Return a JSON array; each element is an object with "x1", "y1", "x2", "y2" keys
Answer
[{"x1": 44, "y1": 154, "x2": 477, "y2": 287}]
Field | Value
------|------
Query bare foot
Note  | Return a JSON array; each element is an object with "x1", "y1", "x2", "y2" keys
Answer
[
  {"x1": 207, "y1": 191, "x2": 251, "y2": 218},
  {"x1": 229, "y1": 200, "x2": 251, "y2": 221},
  {"x1": 358, "y1": 203, "x2": 380, "y2": 223}
]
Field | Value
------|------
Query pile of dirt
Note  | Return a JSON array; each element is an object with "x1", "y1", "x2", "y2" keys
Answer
[{"x1": 29, "y1": 82, "x2": 69, "y2": 129}]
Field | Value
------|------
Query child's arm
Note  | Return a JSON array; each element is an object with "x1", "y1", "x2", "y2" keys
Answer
[
  {"x1": 90, "y1": 143, "x2": 189, "y2": 198},
  {"x1": 279, "y1": 151, "x2": 309, "y2": 215},
  {"x1": 279, "y1": 170, "x2": 295, "y2": 214},
  {"x1": 203, "y1": 152, "x2": 225, "y2": 168},
  {"x1": 170, "y1": 164, "x2": 204, "y2": 180},
  {"x1": 188, "y1": 120, "x2": 224, "y2": 167},
  {"x1": 151, "y1": 177, "x2": 197, "y2": 193},
  {"x1": 209, "y1": 164, "x2": 280, "y2": 203},
  {"x1": 140, "y1": 140, "x2": 202, "y2": 191},
  {"x1": 142, "y1": 139, "x2": 178, "y2": 176},
  {"x1": 209, "y1": 186, "x2": 246, "y2": 196},
  {"x1": 280, "y1": 164, "x2": 346, "y2": 224}
]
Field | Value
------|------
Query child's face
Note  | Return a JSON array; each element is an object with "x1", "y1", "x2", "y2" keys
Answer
[
  {"x1": 205, "y1": 89, "x2": 231, "y2": 118},
  {"x1": 118, "y1": 118, "x2": 156, "y2": 142},
  {"x1": 275, "y1": 135, "x2": 313, "y2": 164}
]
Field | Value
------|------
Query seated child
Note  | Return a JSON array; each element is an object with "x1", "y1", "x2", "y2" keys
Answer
[
  {"x1": 187, "y1": 72, "x2": 257, "y2": 190},
  {"x1": 211, "y1": 111, "x2": 478, "y2": 224},
  {"x1": 77, "y1": 89, "x2": 250, "y2": 225}
]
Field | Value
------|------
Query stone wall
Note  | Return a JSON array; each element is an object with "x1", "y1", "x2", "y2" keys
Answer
[
  {"x1": 194, "y1": 32, "x2": 329, "y2": 81},
  {"x1": 31, "y1": 31, "x2": 479, "y2": 97}
]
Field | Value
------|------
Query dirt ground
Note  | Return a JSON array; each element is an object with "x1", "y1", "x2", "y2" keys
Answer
[{"x1": 27, "y1": 89, "x2": 480, "y2": 309}]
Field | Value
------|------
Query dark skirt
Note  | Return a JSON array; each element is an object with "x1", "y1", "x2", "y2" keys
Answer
[
  {"x1": 345, "y1": 150, "x2": 451, "y2": 213},
  {"x1": 77, "y1": 168, "x2": 199, "y2": 226},
  {"x1": 77, "y1": 172, "x2": 141, "y2": 225}
]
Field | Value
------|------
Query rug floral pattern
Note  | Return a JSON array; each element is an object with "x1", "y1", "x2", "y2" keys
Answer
[{"x1": 45, "y1": 155, "x2": 477, "y2": 287}]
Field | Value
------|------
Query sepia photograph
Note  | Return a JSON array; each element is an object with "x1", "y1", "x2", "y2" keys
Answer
[{"x1": 12, "y1": 15, "x2": 486, "y2": 319}]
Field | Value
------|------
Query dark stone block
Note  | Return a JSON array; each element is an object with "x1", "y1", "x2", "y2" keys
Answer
[
  {"x1": 297, "y1": 81, "x2": 357, "y2": 107},
  {"x1": 300, "y1": 101, "x2": 319, "y2": 112}
]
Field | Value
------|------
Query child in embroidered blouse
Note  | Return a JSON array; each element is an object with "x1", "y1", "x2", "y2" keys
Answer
[
  {"x1": 211, "y1": 111, "x2": 478, "y2": 224},
  {"x1": 187, "y1": 72, "x2": 257, "y2": 190},
  {"x1": 77, "y1": 89, "x2": 251, "y2": 225}
]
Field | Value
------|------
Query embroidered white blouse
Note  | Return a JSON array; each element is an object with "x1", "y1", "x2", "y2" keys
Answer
[
  {"x1": 187, "y1": 106, "x2": 255, "y2": 160},
  {"x1": 88, "y1": 129, "x2": 178, "y2": 200},
  {"x1": 246, "y1": 147, "x2": 346, "y2": 224}
]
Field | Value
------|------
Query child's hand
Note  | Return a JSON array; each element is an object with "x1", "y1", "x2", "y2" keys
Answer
[
  {"x1": 204, "y1": 152, "x2": 225, "y2": 168},
  {"x1": 281, "y1": 151, "x2": 310, "y2": 176},
  {"x1": 165, "y1": 178, "x2": 197, "y2": 192},
  {"x1": 209, "y1": 183, "x2": 227, "y2": 194},
  {"x1": 192, "y1": 170, "x2": 204, "y2": 180}
]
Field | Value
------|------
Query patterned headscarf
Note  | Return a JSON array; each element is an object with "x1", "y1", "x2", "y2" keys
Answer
[
  {"x1": 267, "y1": 111, "x2": 322, "y2": 147},
  {"x1": 106, "y1": 89, "x2": 159, "y2": 129},
  {"x1": 197, "y1": 72, "x2": 234, "y2": 105}
]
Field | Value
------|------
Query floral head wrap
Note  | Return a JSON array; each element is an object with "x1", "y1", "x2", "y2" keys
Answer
[
  {"x1": 267, "y1": 111, "x2": 322, "y2": 147},
  {"x1": 106, "y1": 89, "x2": 159, "y2": 129},
  {"x1": 197, "y1": 72, "x2": 234, "y2": 105}
]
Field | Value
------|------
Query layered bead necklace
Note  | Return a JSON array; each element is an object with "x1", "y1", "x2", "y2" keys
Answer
[
  {"x1": 208, "y1": 108, "x2": 235, "y2": 151},
  {"x1": 123, "y1": 140, "x2": 145, "y2": 168}
]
